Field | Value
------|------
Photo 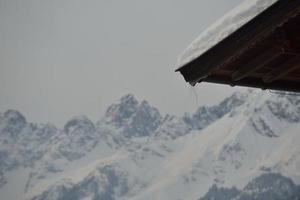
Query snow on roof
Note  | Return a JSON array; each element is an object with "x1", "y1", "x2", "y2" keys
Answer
[{"x1": 178, "y1": 0, "x2": 279, "y2": 68}]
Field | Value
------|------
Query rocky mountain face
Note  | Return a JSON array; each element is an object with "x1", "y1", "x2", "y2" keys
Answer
[
  {"x1": 103, "y1": 94, "x2": 162, "y2": 138},
  {"x1": 183, "y1": 92, "x2": 247, "y2": 130},
  {"x1": 200, "y1": 173, "x2": 300, "y2": 200},
  {"x1": 0, "y1": 110, "x2": 57, "y2": 171},
  {"x1": 0, "y1": 90, "x2": 299, "y2": 200},
  {"x1": 31, "y1": 165, "x2": 129, "y2": 200}
]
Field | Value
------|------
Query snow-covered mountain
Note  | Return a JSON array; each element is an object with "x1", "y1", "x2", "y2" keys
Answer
[{"x1": 0, "y1": 90, "x2": 299, "y2": 200}]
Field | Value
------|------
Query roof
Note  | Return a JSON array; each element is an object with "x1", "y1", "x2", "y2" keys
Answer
[{"x1": 176, "y1": 0, "x2": 300, "y2": 92}]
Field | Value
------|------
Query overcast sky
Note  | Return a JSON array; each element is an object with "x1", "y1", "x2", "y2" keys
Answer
[{"x1": 0, "y1": 0, "x2": 245, "y2": 126}]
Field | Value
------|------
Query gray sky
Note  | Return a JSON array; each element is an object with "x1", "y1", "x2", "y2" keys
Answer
[{"x1": 0, "y1": 0, "x2": 245, "y2": 126}]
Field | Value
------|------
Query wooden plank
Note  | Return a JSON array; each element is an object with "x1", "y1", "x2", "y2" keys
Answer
[
  {"x1": 262, "y1": 56, "x2": 300, "y2": 83},
  {"x1": 231, "y1": 47, "x2": 282, "y2": 81}
]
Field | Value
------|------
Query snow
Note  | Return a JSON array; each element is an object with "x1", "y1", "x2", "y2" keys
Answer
[
  {"x1": 178, "y1": 0, "x2": 279, "y2": 68},
  {"x1": 0, "y1": 168, "x2": 31, "y2": 200}
]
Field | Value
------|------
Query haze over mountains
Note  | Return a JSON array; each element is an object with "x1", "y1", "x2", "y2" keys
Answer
[{"x1": 0, "y1": 90, "x2": 299, "y2": 200}]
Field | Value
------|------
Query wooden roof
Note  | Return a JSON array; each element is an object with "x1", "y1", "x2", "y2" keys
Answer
[{"x1": 176, "y1": 0, "x2": 300, "y2": 92}]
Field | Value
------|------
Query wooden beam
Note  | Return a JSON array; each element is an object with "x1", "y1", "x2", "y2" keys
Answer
[
  {"x1": 231, "y1": 48, "x2": 282, "y2": 81},
  {"x1": 263, "y1": 56, "x2": 300, "y2": 83},
  {"x1": 203, "y1": 75, "x2": 300, "y2": 93}
]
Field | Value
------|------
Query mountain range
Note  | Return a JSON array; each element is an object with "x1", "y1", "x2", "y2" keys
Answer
[{"x1": 0, "y1": 90, "x2": 299, "y2": 200}]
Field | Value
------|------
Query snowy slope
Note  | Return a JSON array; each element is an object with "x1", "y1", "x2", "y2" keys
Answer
[
  {"x1": 0, "y1": 90, "x2": 300, "y2": 200},
  {"x1": 178, "y1": 0, "x2": 278, "y2": 68}
]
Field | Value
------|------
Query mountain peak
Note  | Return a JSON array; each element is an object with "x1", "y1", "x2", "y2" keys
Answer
[
  {"x1": 120, "y1": 94, "x2": 138, "y2": 104},
  {"x1": 3, "y1": 109, "x2": 27, "y2": 125},
  {"x1": 64, "y1": 115, "x2": 96, "y2": 135},
  {"x1": 215, "y1": 91, "x2": 247, "y2": 116},
  {"x1": 138, "y1": 100, "x2": 153, "y2": 113},
  {"x1": 123, "y1": 100, "x2": 162, "y2": 137},
  {"x1": 182, "y1": 91, "x2": 247, "y2": 130},
  {"x1": 104, "y1": 94, "x2": 139, "y2": 127},
  {"x1": 102, "y1": 95, "x2": 162, "y2": 137},
  {"x1": 1, "y1": 110, "x2": 27, "y2": 137}
]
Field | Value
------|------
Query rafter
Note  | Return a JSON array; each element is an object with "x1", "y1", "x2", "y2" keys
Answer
[
  {"x1": 263, "y1": 56, "x2": 300, "y2": 83},
  {"x1": 231, "y1": 48, "x2": 282, "y2": 81}
]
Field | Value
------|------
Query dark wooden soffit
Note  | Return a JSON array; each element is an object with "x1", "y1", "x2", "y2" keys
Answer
[{"x1": 176, "y1": 0, "x2": 300, "y2": 92}]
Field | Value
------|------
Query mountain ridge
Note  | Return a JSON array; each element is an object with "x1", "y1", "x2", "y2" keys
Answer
[{"x1": 0, "y1": 90, "x2": 299, "y2": 200}]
